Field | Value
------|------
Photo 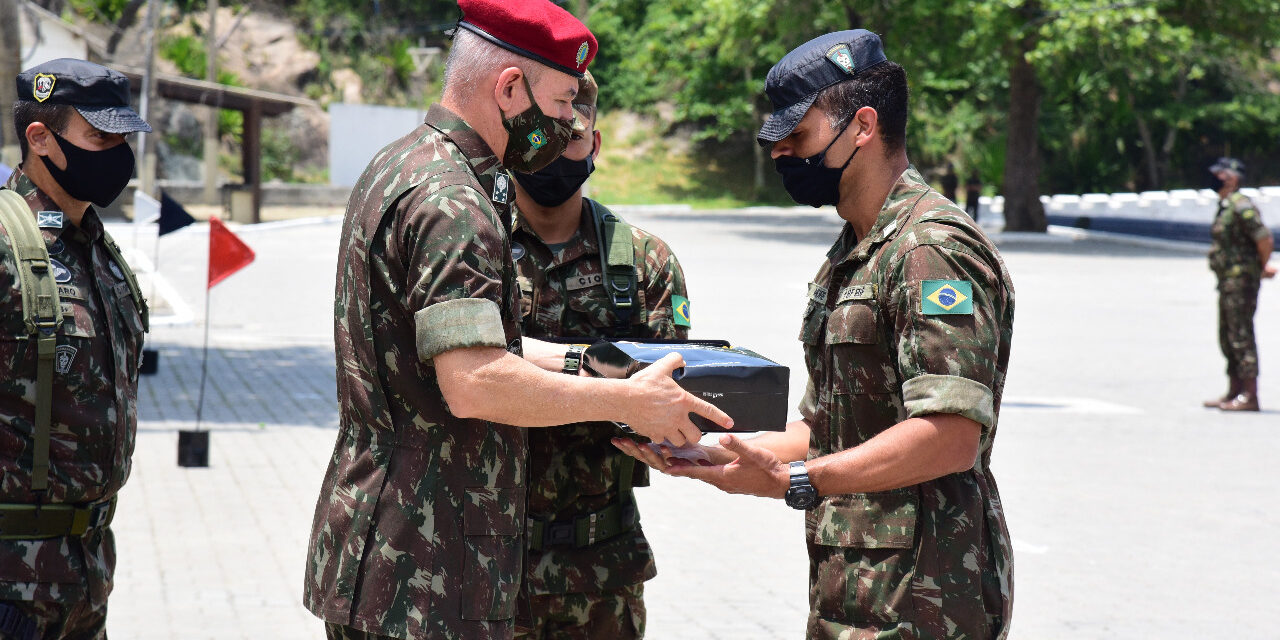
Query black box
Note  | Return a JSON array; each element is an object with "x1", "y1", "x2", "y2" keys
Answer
[{"x1": 581, "y1": 340, "x2": 788, "y2": 432}]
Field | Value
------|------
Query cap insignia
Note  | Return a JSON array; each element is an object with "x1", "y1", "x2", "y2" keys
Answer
[
  {"x1": 33, "y1": 74, "x2": 56, "y2": 102},
  {"x1": 576, "y1": 41, "x2": 589, "y2": 68},
  {"x1": 826, "y1": 45, "x2": 856, "y2": 75}
]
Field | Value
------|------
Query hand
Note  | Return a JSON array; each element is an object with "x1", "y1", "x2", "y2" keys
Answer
[
  {"x1": 622, "y1": 353, "x2": 732, "y2": 446},
  {"x1": 1264, "y1": 263, "x2": 1277, "y2": 279},
  {"x1": 658, "y1": 434, "x2": 791, "y2": 499},
  {"x1": 611, "y1": 437, "x2": 734, "y2": 472}
]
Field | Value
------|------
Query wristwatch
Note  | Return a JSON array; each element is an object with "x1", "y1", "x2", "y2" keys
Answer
[
  {"x1": 562, "y1": 344, "x2": 585, "y2": 375},
  {"x1": 784, "y1": 460, "x2": 817, "y2": 510}
]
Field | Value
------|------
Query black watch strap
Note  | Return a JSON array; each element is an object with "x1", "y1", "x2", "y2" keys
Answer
[{"x1": 562, "y1": 344, "x2": 585, "y2": 374}]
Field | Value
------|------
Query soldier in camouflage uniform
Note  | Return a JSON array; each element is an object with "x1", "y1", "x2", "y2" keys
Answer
[
  {"x1": 509, "y1": 71, "x2": 690, "y2": 639},
  {"x1": 616, "y1": 31, "x2": 1015, "y2": 639},
  {"x1": 1202, "y1": 157, "x2": 1276, "y2": 412},
  {"x1": 303, "y1": 3, "x2": 728, "y2": 640},
  {"x1": 1, "y1": 59, "x2": 151, "y2": 639}
]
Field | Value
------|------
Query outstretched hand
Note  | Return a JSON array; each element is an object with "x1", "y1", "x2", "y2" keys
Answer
[
  {"x1": 622, "y1": 352, "x2": 732, "y2": 446},
  {"x1": 616, "y1": 434, "x2": 790, "y2": 499}
]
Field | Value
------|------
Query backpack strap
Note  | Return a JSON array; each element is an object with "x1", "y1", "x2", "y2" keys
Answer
[
  {"x1": 0, "y1": 188, "x2": 62, "y2": 496},
  {"x1": 100, "y1": 230, "x2": 150, "y2": 332},
  {"x1": 586, "y1": 198, "x2": 638, "y2": 337}
]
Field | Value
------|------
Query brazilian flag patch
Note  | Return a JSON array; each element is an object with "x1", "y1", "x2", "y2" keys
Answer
[
  {"x1": 672, "y1": 295, "x2": 692, "y2": 328},
  {"x1": 528, "y1": 129, "x2": 547, "y2": 149},
  {"x1": 921, "y1": 280, "x2": 973, "y2": 315}
]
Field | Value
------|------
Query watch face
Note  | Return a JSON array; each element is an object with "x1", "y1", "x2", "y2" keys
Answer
[{"x1": 785, "y1": 485, "x2": 817, "y2": 510}]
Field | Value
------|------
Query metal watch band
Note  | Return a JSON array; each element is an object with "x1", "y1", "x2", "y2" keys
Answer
[{"x1": 562, "y1": 344, "x2": 585, "y2": 374}]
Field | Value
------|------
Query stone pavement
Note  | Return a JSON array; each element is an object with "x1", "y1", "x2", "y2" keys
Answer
[{"x1": 101, "y1": 206, "x2": 1279, "y2": 639}]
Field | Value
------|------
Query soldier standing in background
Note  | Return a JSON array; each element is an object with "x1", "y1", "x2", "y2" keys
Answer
[
  {"x1": 510, "y1": 70, "x2": 691, "y2": 639},
  {"x1": 303, "y1": 2, "x2": 729, "y2": 639},
  {"x1": 1203, "y1": 157, "x2": 1276, "y2": 411},
  {"x1": 616, "y1": 30, "x2": 1015, "y2": 639},
  {"x1": 1, "y1": 59, "x2": 151, "y2": 640}
]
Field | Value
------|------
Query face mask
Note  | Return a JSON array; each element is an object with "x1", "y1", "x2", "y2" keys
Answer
[
  {"x1": 773, "y1": 118, "x2": 859, "y2": 208},
  {"x1": 1208, "y1": 175, "x2": 1225, "y2": 192},
  {"x1": 501, "y1": 77, "x2": 575, "y2": 174},
  {"x1": 39, "y1": 129, "x2": 135, "y2": 207},
  {"x1": 513, "y1": 152, "x2": 595, "y2": 207}
]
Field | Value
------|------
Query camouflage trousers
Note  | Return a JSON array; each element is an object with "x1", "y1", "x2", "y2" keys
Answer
[
  {"x1": 0, "y1": 597, "x2": 106, "y2": 640},
  {"x1": 514, "y1": 584, "x2": 645, "y2": 640},
  {"x1": 806, "y1": 543, "x2": 1005, "y2": 640},
  {"x1": 326, "y1": 622, "x2": 395, "y2": 640},
  {"x1": 1218, "y1": 276, "x2": 1261, "y2": 378}
]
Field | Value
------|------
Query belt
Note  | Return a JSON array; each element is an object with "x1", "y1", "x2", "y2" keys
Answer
[
  {"x1": 527, "y1": 500, "x2": 637, "y2": 552},
  {"x1": 0, "y1": 497, "x2": 117, "y2": 540}
]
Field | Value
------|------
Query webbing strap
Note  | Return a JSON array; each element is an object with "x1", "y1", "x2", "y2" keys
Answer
[
  {"x1": 586, "y1": 198, "x2": 639, "y2": 336},
  {"x1": 0, "y1": 189, "x2": 61, "y2": 495},
  {"x1": 101, "y1": 230, "x2": 149, "y2": 332}
]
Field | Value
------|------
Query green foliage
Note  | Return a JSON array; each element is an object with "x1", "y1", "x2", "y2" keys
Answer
[
  {"x1": 67, "y1": 0, "x2": 130, "y2": 22},
  {"x1": 261, "y1": 127, "x2": 298, "y2": 182}
]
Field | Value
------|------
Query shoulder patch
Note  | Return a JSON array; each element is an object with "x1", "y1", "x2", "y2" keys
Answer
[
  {"x1": 921, "y1": 279, "x2": 972, "y2": 315},
  {"x1": 672, "y1": 294, "x2": 691, "y2": 328}
]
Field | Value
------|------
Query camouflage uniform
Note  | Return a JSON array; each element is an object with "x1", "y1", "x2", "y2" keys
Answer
[
  {"x1": 1209, "y1": 192, "x2": 1271, "y2": 379},
  {"x1": 304, "y1": 104, "x2": 526, "y2": 640},
  {"x1": 511, "y1": 200, "x2": 688, "y2": 639},
  {"x1": 0, "y1": 168, "x2": 146, "y2": 637},
  {"x1": 798, "y1": 167, "x2": 1014, "y2": 639}
]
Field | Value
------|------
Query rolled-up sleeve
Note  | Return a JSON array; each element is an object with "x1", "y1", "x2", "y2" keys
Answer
[
  {"x1": 891, "y1": 243, "x2": 1006, "y2": 429},
  {"x1": 397, "y1": 183, "x2": 509, "y2": 362}
]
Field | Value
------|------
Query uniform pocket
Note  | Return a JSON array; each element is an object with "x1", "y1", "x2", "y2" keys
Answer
[
  {"x1": 460, "y1": 486, "x2": 526, "y2": 621},
  {"x1": 826, "y1": 302, "x2": 898, "y2": 394},
  {"x1": 809, "y1": 490, "x2": 918, "y2": 549}
]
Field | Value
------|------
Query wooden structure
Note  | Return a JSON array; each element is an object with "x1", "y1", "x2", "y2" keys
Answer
[{"x1": 118, "y1": 68, "x2": 316, "y2": 222}]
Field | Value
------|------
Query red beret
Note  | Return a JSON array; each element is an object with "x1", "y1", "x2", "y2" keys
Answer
[{"x1": 457, "y1": 0, "x2": 597, "y2": 78}]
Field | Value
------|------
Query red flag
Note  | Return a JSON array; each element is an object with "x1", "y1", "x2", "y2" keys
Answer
[{"x1": 208, "y1": 217, "x2": 255, "y2": 288}]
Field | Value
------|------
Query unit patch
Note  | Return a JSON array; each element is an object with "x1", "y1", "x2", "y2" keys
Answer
[
  {"x1": 511, "y1": 241, "x2": 526, "y2": 261},
  {"x1": 672, "y1": 294, "x2": 691, "y2": 328},
  {"x1": 55, "y1": 345, "x2": 77, "y2": 374},
  {"x1": 37, "y1": 211, "x2": 63, "y2": 228},
  {"x1": 47, "y1": 238, "x2": 64, "y2": 255},
  {"x1": 33, "y1": 73, "x2": 56, "y2": 102},
  {"x1": 566, "y1": 272, "x2": 603, "y2": 291},
  {"x1": 51, "y1": 258, "x2": 72, "y2": 284},
  {"x1": 109, "y1": 260, "x2": 125, "y2": 280},
  {"x1": 921, "y1": 279, "x2": 973, "y2": 315},
  {"x1": 826, "y1": 45, "x2": 856, "y2": 75}
]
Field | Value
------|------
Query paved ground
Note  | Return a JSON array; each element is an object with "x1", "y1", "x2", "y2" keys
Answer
[{"x1": 100, "y1": 206, "x2": 1279, "y2": 639}]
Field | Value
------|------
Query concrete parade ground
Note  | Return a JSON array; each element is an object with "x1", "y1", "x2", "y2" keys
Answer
[{"x1": 103, "y1": 205, "x2": 1279, "y2": 639}]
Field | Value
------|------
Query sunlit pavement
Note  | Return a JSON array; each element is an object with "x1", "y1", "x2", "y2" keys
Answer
[{"x1": 105, "y1": 207, "x2": 1278, "y2": 638}]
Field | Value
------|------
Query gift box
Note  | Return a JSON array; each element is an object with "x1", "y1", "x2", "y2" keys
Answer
[{"x1": 581, "y1": 340, "x2": 789, "y2": 432}]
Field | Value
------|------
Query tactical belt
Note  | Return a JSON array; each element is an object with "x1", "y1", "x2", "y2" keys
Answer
[
  {"x1": 527, "y1": 455, "x2": 637, "y2": 552},
  {"x1": 0, "y1": 496, "x2": 117, "y2": 540}
]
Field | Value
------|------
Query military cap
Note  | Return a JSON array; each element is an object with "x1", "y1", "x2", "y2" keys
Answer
[
  {"x1": 757, "y1": 30, "x2": 888, "y2": 144},
  {"x1": 1209, "y1": 157, "x2": 1245, "y2": 176},
  {"x1": 456, "y1": 0, "x2": 598, "y2": 78},
  {"x1": 571, "y1": 70, "x2": 598, "y2": 133},
  {"x1": 16, "y1": 58, "x2": 152, "y2": 134}
]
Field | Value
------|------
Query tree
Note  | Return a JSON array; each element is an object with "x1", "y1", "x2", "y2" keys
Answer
[{"x1": 0, "y1": 0, "x2": 21, "y2": 165}]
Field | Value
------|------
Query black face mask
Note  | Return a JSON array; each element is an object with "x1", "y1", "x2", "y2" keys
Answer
[
  {"x1": 773, "y1": 119, "x2": 859, "y2": 208},
  {"x1": 514, "y1": 152, "x2": 595, "y2": 207},
  {"x1": 1208, "y1": 175, "x2": 1225, "y2": 192},
  {"x1": 39, "y1": 129, "x2": 136, "y2": 207}
]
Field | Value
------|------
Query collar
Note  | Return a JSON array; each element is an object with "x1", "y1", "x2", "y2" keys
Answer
[
  {"x1": 828, "y1": 165, "x2": 927, "y2": 266},
  {"x1": 423, "y1": 103, "x2": 505, "y2": 197},
  {"x1": 3, "y1": 165, "x2": 101, "y2": 243},
  {"x1": 512, "y1": 199, "x2": 601, "y2": 267}
]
